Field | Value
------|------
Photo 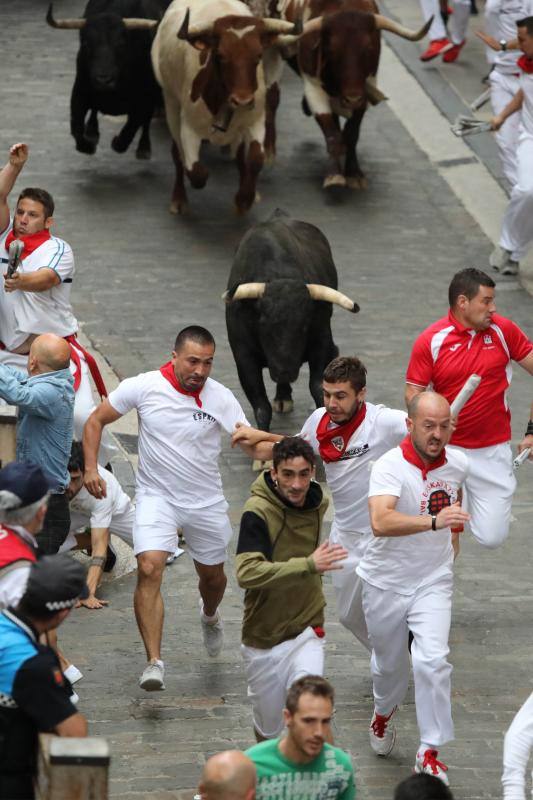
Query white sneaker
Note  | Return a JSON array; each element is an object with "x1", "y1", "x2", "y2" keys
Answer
[
  {"x1": 199, "y1": 600, "x2": 224, "y2": 657},
  {"x1": 139, "y1": 660, "x2": 165, "y2": 691},
  {"x1": 63, "y1": 664, "x2": 83, "y2": 685},
  {"x1": 415, "y1": 748, "x2": 449, "y2": 785},
  {"x1": 369, "y1": 707, "x2": 397, "y2": 756},
  {"x1": 166, "y1": 547, "x2": 185, "y2": 565},
  {"x1": 490, "y1": 246, "x2": 518, "y2": 274}
]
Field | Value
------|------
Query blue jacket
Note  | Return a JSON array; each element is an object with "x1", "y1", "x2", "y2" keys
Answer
[{"x1": 0, "y1": 365, "x2": 74, "y2": 491}]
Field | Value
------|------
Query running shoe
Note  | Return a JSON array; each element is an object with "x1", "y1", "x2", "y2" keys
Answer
[
  {"x1": 199, "y1": 599, "x2": 224, "y2": 657},
  {"x1": 490, "y1": 246, "x2": 519, "y2": 274},
  {"x1": 415, "y1": 749, "x2": 450, "y2": 785},
  {"x1": 139, "y1": 660, "x2": 165, "y2": 691},
  {"x1": 63, "y1": 664, "x2": 83, "y2": 685},
  {"x1": 369, "y1": 707, "x2": 397, "y2": 756},
  {"x1": 420, "y1": 38, "x2": 453, "y2": 62},
  {"x1": 443, "y1": 40, "x2": 466, "y2": 62}
]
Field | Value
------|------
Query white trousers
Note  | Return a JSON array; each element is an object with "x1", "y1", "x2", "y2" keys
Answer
[
  {"x1": 500, "y1": 131, "x2": 533, "y2": 260},
  {"x1": 449, "y1": 442, "x2": 516, "y2": 549},
  {"x1": 502, "y1": 691, "x2": 533, "y2": 800},
  {"x1": 0, "y1": 348, "x2": 116, "y2": 464},
  {"x1": 449, "y1": 0, "x2": 471, "y2": 44},
  {"x1": 490, "y1": 71, "x2": 521, "y2": 187},
  {"x1": 241, "y1": 626, "x2": 325, "y2": 738},
  {"x1": 362, "y1": 574, "x2": 454, "y2": 748},
  {"x1": 329, "y1": 522, "x2": 371, "y2": 651},
  {"x1": 419, "y1": 0, "x2": 447, "y2": 40}
]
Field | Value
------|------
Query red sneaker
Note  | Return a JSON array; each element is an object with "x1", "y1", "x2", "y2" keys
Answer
[
  {"x1": 420, "y1": 38, "x2": 453, "y2": 62},
  {"x1": 443, "y1": 40, "x2": 466, "y2": 62},
  {"x1": 415, "y1": 749, "x2": 449, "y2": 786}
]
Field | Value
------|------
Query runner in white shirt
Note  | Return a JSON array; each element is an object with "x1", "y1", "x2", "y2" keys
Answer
[
  {"x1": 488, "y1": 16, "x2": 533, "y2": 274},
  {"x1": 83, "y1": 326, "x2": 251, "y2": 691},
  {"x1": 358, "y1": 392, "x2": 471, "y2": 786},
  {"x1": 502, "y1": 690, "x2": 533, "y2": 799},
  {"x1": 231, "y1": 356, "x2": 407, "y2": 652},
  {"x1": 58, "y1": 441, "x2": 135, "y2": 610},
  {"x1": 0, "y1": 142, "x2": 114, "y2": 460}
]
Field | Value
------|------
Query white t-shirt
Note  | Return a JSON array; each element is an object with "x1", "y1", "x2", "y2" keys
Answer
[
  {"x1": 299, "y1": 403, "x2": 407, "y2": 534},
  {"x1": 69, "y1": 465, "x2": 134, "y2": 532},
  {"x1": 0, "y1": 220, "x2": 78, "y2": 348},
  {"x1": 108, "y1": 371, "x2": 249, "y2": 507},
  {"x1": 357, "y1": 446, "x2": 469, "y2": 595},
  {"x1": 520, "y1": 71, "x2": 533, "y2": 134}
]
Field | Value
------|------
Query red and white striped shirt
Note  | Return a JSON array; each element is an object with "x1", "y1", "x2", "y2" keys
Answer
[{"x1": 406, "y1": 311, "x2": 533, "y2": 449}]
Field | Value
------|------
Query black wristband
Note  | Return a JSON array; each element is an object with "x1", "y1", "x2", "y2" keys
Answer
[
  {"x1": 526, "y1": 420, "x2": 533, "y2": 437},
  {"x1": 431, "y1": 514, "x2": 437, "y2": 531}
]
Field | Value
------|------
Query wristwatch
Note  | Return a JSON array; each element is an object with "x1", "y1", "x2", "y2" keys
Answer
[
  {"x1": 431, "y1": 514, "x2": 437, "y2": 531},
  {"x1": 500, "y1": 39, "x2": 507, "y2": 51}
]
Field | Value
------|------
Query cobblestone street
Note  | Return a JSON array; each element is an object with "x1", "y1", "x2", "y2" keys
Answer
[{"x1": 2, "y1": 1, "x2": 533, "y2": 797}]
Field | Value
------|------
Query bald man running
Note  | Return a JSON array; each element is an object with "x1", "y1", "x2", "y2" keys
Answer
[
  {"x1": 0, "y1": 333, "x2": 74, "y2": 554},
  {"x1": 196, "y1": 751, "x2": 256, "y2": 800}
]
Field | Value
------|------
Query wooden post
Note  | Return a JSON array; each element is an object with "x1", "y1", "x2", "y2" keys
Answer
[
  {"x1": 0, "y1": 404, "x2": 17, "y2": 467},
  {"x1": 35, "y1": 735, "x2": 110, "y2": 800}
]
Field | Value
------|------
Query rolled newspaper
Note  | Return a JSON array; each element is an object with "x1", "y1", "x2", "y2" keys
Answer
[
  {"x1": 450, "y1": 374, "x2": 481, "y2": 416},
  {"x1": 513, "y1": 448, "x2": 531, "y2": 469}
]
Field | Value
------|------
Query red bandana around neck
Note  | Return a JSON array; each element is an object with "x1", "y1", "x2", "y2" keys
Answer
[
  {"x1": 316, "y1": 403, "x2": 366, "y2": 463},
  {"x1": 4, "y1": 228, "x2": 51, "y2": 259},
  {"x1": 518, "y1": 55, "x2": 533, "y2": 74},
  {"x1": 400, "y1": 435, "x2": 447, "y2": 480},
  {"x1": 160, "y1": 361, "x2": 203, "y2": 408}
]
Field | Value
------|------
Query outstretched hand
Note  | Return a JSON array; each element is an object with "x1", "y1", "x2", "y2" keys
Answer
[
  {"x1": 9, "y1": 143, "x2": 29, "y2": 168},
  {"x1": 231, "y1": 421, "x2": 266, "y2": 448},
  {"x1": 311, "y1": 540, "x2": 348, "y2": 573}
]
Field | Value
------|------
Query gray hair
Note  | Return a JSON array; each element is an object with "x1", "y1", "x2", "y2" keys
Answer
[{"x1": 0, "y1": 494, "x2": 49, "y2": 526}]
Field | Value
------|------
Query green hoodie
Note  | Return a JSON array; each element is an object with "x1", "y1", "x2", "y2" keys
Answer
[{"x1": 236, "y1": 471, "x2": 329, "y2": 649}]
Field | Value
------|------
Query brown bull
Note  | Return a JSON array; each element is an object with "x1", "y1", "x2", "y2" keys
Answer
[{"x1": 280, "y1": 0, "x2": 431, "y2": 189}]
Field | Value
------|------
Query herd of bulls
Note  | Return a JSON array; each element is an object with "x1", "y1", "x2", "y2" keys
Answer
[{"x1": 46, "y1": 0, "x2": 428, "y2": 426}]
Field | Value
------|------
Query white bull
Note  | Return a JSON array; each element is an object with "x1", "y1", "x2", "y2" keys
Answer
[{"x1": 151, "y1": 0, "x2": 294, "y2": 213}]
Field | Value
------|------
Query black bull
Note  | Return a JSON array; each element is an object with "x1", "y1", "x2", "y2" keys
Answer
[
  {"x1": 46, "y1": 0, "x2": 169, "y2": 159},
  {"x1": 225, "y1": 209, "x2": 359, "y2": 430}
]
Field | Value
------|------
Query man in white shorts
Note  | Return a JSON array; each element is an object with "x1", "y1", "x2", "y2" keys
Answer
[
  {"x1": 83, "y1": 326, "x2": 251, "y2": 690},
  {"x1": 0, "y1": 142, "x2": 113, "y2": 459},
  {"x1": 59, "y1": 441, "x2": 135, "y2": 609},
  {"x1": 236, "y1": 437, "x2": 346, "y2": 741},
  {"x1": 232, "y1": 356, "x2": 407, "y2": 653},
  {"x1": 406, "y1": 268, "x2": 533, "y2": 549},
  {"x1": 359, "y1": 392, "x2": 471, "y2": 785}
]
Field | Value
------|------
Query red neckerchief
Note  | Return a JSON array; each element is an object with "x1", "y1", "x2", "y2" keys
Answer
[
  {"x1": 400, "y1": 435, "x2": 447, "y2": 480},
  {"x1": 518, "y1": 55, "x2": 533, "y2": 74},
  {"x1": 4, "y1": 228, "x2": 51, "y2": 259},
  {"x1": 316, "y1": 403, "x2": 366, "y2": 463},
  {"x1": 160, "y1": 361, "x2": 203, "y2": 408}
]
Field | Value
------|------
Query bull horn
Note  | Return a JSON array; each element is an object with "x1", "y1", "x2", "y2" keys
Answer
[
  {"x1": 365, "y1": 77, "x2": 388, "y2": 106},
  {"x1": 122, "y1": 18, "x2": 159, "y2": 29},
  {"x1": 373, "y1": 13, "x2": 433, "y2": 41},
  {"x1": 306, "y1": 284, "x2": 359, "y2": 313},
  {"x1": 222, "y1": 283, "x2": 266, "y2": 302},
  {"x1": 46, "y1": 3, "x2": 86, "y2": 29},
  {"x1": 262, "y1": 18, "x2": 296, "y2": 34},
  {"x1": 302, "y1": 17, "x2": 323, "y2": 34},
  {"x1": 275, "y1": 34, "x2": 299, "y2": 48}
]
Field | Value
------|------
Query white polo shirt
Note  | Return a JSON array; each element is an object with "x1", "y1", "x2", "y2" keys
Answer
[
  {"x1": 69, "y1": 466, "x2": 134, "y2": 533},
  {"x1": 299, "y1": 403, "x2": 407, "y2": 533},
  {"x1": 0, "y1": 221, "x2": 77, "y2": 349},
  {"x1": 108, "y1": 372, "x2": 249, "y2": 507},
  {"x1": 357, "y1": 446, "x2": 469, "y2": 595}
]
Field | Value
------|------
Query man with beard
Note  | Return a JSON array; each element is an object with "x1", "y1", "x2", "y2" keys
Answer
[
  {"x1": 359, "y1": 392, "x2": 470, "y2": 785},
  {"x1": 232, "y1": 356, "x2": 407, "y2": 653},
  {"x1": 83, "y1": 326, "x2": 251, "y2": 691}
]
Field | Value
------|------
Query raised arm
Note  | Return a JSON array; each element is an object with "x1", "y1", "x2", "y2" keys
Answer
[
  {"x1": 0, "y1": 143, "x2": 28, "y2": 234},
  {"x1": 83, "y1": 400, "x2": 123, "y2": 498},
  {"x1": 369, "y1": 495, "x2": 470, "y2": 537},
  {"x1": 231, "y1": 422, "x2": 285, "y2": 460}
]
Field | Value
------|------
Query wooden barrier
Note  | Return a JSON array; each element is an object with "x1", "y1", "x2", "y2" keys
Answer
[
  {"x1": 35, "y1": 735, "x2": 110, "y2": 800},
  {"x1": 0, "y1": 404, "x2": 17, "y2": 467}
]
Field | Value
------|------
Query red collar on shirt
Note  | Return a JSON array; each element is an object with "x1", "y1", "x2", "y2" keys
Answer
[
  {"x1": 447, "y1": 309, "x2": 473, "y2": 335},
  {"x1": 159, "y1": 361, "x2": 203, "y2": 408},
  {"x1": 316, "y1": 403, "x2": 366, "y2": 463},
  {"x1": 4, "y1": 228, "x2": 51, "y2": 259},
  {"x1": 518, "y1": 55, "x2": 533, "y2": 74},
  {"x1": 400, "y1": 435, "x2": 447, "y2": 480}
]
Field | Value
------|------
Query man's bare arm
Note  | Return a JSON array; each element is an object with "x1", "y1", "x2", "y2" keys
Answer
[
  {"x1": 231, "y1": 422, "x2": 284, "y2": 460},
  {"x1": 492, "y1": 89, "x2": 524, "y2": 130},
  {"x1": 4, "y1": 268, "x2": 60, "y2": 294},
  {"x1": 404, "y1": 382, "x2": 425, "y2": 408},
  {"x1": 54, "y1": 712, "x2": 88, "y2": 737},
  {"x1": 0, "y1": 143, "x2": 28, "y2": 234},
  {"x1": 369, "y1": 495, "x2": 470, "y2": 537},
  {"x1": 79, "y1": 527, "x2": 110, "y2": 609},
  {"x1": 83, "y1": 400, "x2": 123, "y2": 498}
]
